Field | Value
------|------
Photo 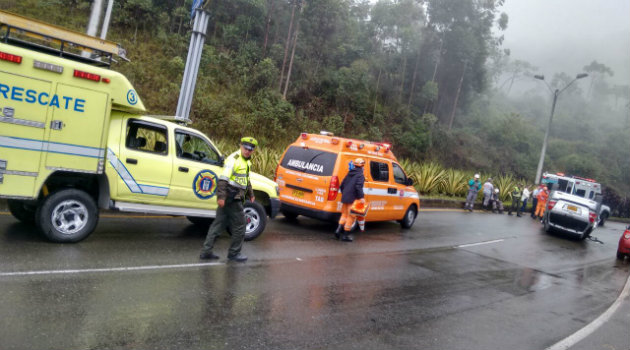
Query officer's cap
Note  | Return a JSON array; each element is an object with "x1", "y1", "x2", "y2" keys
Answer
[{"x1": 240, "y1": 137, "x2": 258, "y2": 151}]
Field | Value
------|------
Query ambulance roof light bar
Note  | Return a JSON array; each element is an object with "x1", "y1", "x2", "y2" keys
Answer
[{"x1": 0, "y1": 10, "x2": 129, "y2": 67}]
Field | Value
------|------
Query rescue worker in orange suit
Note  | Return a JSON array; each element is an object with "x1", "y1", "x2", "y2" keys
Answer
[
  {"x1": 534, "y1": 185, "x2": 549, "y2": 220},
  {"x1": 334, "y1": 158, "x2": 366, "y2": 242}
]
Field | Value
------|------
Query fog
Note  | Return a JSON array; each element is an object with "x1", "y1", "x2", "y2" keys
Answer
[{"x1": 500, "y1": 0, "x2": 630, "y2": 86}]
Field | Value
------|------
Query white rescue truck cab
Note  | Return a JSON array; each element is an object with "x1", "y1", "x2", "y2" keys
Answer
[{"x1": 0, "y1": 11, "x2": 279, "y2": 242}]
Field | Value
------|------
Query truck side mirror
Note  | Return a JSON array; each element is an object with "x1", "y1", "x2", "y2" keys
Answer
[
  {"x1": 219, "y1": 155, "x2": 225, "y2": 167},
  {"x1": 406, "y1": 178, "x2": 414, "y2": 186}
]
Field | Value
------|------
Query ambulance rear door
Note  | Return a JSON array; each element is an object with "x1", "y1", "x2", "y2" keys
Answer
[
  {"x1": 45, "y1": 83, "x2": 109, "y2": 172},
  {"x1": 278, "y1": 145, "x2": 338, "y2": 211},
  {"x1": 0, "y1": 71, "x2": 50, "y2": 197}
]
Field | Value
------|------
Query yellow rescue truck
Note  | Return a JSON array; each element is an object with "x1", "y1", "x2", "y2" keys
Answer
[{"x1": 0, "y1": 11, "x2": 279, "y2": 242}]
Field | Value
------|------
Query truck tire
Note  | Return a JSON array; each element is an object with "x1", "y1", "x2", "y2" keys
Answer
[
  {"x1": 399, "y1": 205, "x2": 417, "y2": 229},
  {"x1": 36, "y1": 189, "x2": 99, "y2": 243},
  {"x1": 8, "y1": 199, "x2": 36, "y2": 224},
  {"x1": 599, "y1": 212, "x2": 608, "y2": 227},
  {"x1": 617, "y1": 252, "x2": 625, "y2": 260},
  {"x1": 186, "y1": 216, "x2": 214, "y2": 227},
  {"x1": 243, "y1": 201, "x2": 267, "y2": 241}
]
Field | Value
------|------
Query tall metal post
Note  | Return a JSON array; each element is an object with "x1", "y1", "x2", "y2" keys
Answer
[
  {"x1": 86, "y1": 0, "x2": 103, "y2": 36},
  {"x1": 176, "y1": 3, "x2": 210, "y2": 123},
  {"x1": 534, "y1": 89, "x2": 558, "y2": 184},
  {"x1": 100, "y1": 0, "x2": 114, "y2": 39}
]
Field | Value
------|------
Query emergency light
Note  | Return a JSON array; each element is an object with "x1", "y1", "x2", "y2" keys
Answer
[{"x1": 0, "y1": 51, "x2": 21, "y2": 64}]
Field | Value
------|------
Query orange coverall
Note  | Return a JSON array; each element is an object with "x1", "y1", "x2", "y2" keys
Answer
[{"x1": 535, "y1": 189, "x2": 549, "y2": 218}]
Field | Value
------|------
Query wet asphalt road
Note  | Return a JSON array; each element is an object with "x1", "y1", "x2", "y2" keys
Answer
[{"x1": 0, "y1": 210, "x2": 628, "y2": 350}]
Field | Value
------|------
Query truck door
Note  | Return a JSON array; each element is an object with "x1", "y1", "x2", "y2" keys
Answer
[
  {"x1": 45, "y1": 83, "x2": 109, "y2": 172},
  {"x1": 0, "y1": 71, "x2": 50, "y2": 197},
  {"x1": 114, "y1": 118, "x2": 172, "y2": 203},
  {"x1": 167, "y1": 130, "x2": 222, "y2": 210}
]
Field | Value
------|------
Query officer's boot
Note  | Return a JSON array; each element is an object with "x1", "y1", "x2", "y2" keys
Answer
[
  {"x1": 334, "y1": 224, "x2": 343, "y2": 240},
  {"x1": 341, "y1": 230, "x2": 354, "y2": 242}
]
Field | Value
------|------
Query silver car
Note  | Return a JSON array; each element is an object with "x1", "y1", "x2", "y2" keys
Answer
[{"x1": 542, "y1": 190, "x2": 600, "y2": 240}]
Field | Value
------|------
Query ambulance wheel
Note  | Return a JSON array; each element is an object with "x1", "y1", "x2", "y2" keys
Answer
[
  {"x1": 400, "y1": 205, "x2": 417, "y2": 229},
  {"x1": 187, "y1": 216, "x2": 214, "y2": 227},
  {"x1": 243, "y1": 201, "x2": 267, "y2": 242},
  {"x1": 7, "y1": 199, "x2": 36, "y2": 224},
  {"x1": 36, "y1": 189, "x2": 98, "y2": 243}
]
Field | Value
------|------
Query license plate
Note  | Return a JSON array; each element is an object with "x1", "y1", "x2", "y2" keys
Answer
[
  {"x1": 292, "y1": 189, "x2": 304, "y2": 198},
  {"x1": 566, "y1": 205, "x2": 577, "y2": 212}
]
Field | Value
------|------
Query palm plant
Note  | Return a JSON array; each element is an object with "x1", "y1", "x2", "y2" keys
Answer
[
  {"x1": 416, "y1": 162, "x2": 446, "y2": 195},
  {"x1": 439, "y1": 168, "x2": 469, "y2": 196}
]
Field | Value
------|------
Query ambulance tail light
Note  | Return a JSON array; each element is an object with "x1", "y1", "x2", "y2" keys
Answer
[
  {"x1": 0, "y1": 51, "x2": 22, "y2": 64},
  {"x1": 588, "y1": 211, "x2": 597, "y2": 223},
  {"x1": 328, "y1": 176, "x2": 339, "y2": 201},
  {"x1": 73, "y1": 69, "x2": 101, "y2": 82},
  {"x1": 547, "y1": 199, "x2": 557, "y2": 211}
]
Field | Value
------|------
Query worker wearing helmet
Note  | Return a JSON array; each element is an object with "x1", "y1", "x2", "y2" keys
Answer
[
  {"x1": 200, "y1": 137, "x2": 258, "y2": 262},
  {"x1": 464, "y1": 173, "x2": 482, "y2": 212},
  {"x1": 335, "y1": 157, "x2": 366, "y2": 242}
]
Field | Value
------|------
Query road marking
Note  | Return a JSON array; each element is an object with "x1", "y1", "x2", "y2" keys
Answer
[
  {"x1": 545, "y1": 272, "x2": 630, "y2": 350},
  {"x1": 455, "y1": 239, "x2": 504, "y2": 248},
  {"x1": 0, "y1": 262, "x2": 224, "y2": 277}
]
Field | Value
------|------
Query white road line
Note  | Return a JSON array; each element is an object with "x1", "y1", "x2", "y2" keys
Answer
[
  {"x1": 0, "y1": 262, "x2": 224, "y2": 277},
  {"x1": 545, "y1": 272, "x2": 630, "y2": 350},
  {"x1": 455, "y1": 239, "x2": 504, "y2": 248}
]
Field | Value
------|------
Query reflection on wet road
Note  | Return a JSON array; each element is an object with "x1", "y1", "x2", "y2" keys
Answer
[{"x1": 0, "y1": 211, "x2": 628, "y2": 350}]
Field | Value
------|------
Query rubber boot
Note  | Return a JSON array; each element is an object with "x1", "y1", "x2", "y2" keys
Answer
[
  {"x1": 334, "y1": 224, "x2": 343, "y2": 240},
  {"x1": 341, "y1": 230, "x2": 354, "y2": 242}
]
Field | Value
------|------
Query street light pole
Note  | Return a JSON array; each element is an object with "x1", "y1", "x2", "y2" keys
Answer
[
  {"x1": 533, "y1": 73, "x2": 588, "y2": 184},
  {"x1": 535, "y1": 88, "x2": 559, "y2": 184}
]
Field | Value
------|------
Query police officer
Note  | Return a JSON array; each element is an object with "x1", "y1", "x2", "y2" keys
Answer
[{"x1": 200, "y1": 137, "x2": 257, "y2": 262}]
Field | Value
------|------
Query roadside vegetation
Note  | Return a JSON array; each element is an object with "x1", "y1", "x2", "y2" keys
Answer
[{"x1": 1, "y1": 0, "x2": 628, "y2": 216}]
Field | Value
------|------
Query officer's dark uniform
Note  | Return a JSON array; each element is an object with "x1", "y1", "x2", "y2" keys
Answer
[
  {"x1": 508, "y1": 185, "x2": 522, "y2": 216},
  {"x1": 200, "y1": 138, "x2": 256, "y2": 262}
]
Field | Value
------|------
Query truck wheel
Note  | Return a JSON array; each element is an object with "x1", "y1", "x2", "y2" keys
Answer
[
  {"x1": 243, "y1": 201, "x2": 267, "y2": 242},
  {"x1": 400, "y1": 205, "x2": 417, "y2": 229},
  {"x1": 8, "y1": 199, "x2": 36, "y2": 224},
  {"x1": 599, "y1": 213, "x2": 608, "y2": 227},
  {"x1": 36, "y1": 189, "x2": 98, "y2": 243},
  {"x1": 186, "y1": 216, "x2": 214, "y2": 227},
  {"x1": 617, "y1": 252, "x2": 625, "y2": 260}
]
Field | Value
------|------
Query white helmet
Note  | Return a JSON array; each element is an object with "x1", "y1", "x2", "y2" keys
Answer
[
  {"x1": 494, "y1": 188, "x2": 499, "y2": 193},
  {"x1": 474, "y1": 173, "x2": 480, "y2": 179}
]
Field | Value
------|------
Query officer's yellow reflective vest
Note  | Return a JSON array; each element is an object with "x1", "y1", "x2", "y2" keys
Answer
[{"x1": 217, "y1": 150, "x2": 253, "y2": 200}]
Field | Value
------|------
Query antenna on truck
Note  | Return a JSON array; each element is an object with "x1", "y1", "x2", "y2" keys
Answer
[{"x1": 0, "y1": 10, "x2": 128, "y2": 67}]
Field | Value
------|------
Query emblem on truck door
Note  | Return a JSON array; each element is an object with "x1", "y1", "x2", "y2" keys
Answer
[{"x1": 193, "y1": 170, "x2": 218, "y2": 199}]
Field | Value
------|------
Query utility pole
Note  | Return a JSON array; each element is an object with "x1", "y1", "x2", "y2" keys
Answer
[
  {"x1": 100, "y1": 0, "x2": 114, "y2": 39},
  {"x1": 176, "y1": 0, "x2": 210, "y2": 123},
  {"x1": 533, "y1": 73, "x2": 588, "y2": 184},
  {"x1": 86, "y1": 0, "x2": 103, "y2": 36}
]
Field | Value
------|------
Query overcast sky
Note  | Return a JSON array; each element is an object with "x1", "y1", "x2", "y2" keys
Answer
[{"x1": 499, "y1": 0, "x2": 630, "y2": 86}]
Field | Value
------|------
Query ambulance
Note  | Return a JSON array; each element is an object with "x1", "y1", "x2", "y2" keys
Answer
[
  {"x1": 0, "y1": 11, "x2": 279, "y2": 242},
  {"x1": 275, "y1": 132, "x2": 420, "y2": 229}
]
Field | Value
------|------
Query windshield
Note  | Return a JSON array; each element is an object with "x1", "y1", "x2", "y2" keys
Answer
[{"x1": 280, "y1": 146, "x2": 337, "y2": 176}]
